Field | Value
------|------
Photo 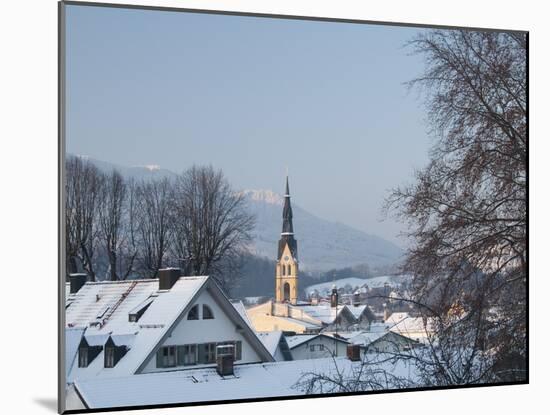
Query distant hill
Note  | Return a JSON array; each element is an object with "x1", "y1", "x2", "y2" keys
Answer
[
  {"x1": 68, "y1": 154, "x2": 176, "y2": 180},
  {"x1": 76, "y1": 156, "x2": 403, "y2": 273},
  {"x1": 242, "y1": 190, "x2": 403, "y2": 272}
]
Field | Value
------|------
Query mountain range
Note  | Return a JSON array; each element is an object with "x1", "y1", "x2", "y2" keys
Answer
[
  {"x1": 74, "y1": 155, "x2": 403, "y2": 272},
  {"x1": 241, "y1": 189, "x2": 403, "y2": 271}
]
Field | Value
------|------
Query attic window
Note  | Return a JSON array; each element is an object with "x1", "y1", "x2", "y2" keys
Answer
[
  {"x1": 77, "y1": 340, "x2": 102, "y2": 368},
  {"x1": 187, "y1": 305, "x2": 199, "y2": 320},
  {"x1": 128, "y1": 298, "x2": 154, "y2": 322},
  {"x1": 78, "y1": 347, "x2": 88, "y2": 367},
  {"x1": 105, "y1": 346, "x2": 115, "y2": 368},
  {"x1": 103, "y1": 337, "x2": 128, "y2": 368},
  {"x1": 202, "y1": 305, "x2": 214, "y2": 320}
]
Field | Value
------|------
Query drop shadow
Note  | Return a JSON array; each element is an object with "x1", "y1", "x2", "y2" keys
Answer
[{"x1": 34, "y1": 398, "x2": 58, "y2": 413}]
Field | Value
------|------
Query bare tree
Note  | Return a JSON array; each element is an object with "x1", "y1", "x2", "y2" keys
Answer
[
  {"x1": 97, "y1": 170, "x2": 137, "y2": 281},
  {"x1": 65, "y1": 156, "x2": 104, "y2": 281},
  {"x1": 294, "y1": 351, "x2": 414, "y2": 394},
  {"x1": 134, "y1": 178, "x2": 173, "y2": 278},
  {"x1": 170, "y1": 165, "x2": 255, "y2": 292},
  {"x1": 386, "y1": 30, "x2": 527, "y2": 380}
]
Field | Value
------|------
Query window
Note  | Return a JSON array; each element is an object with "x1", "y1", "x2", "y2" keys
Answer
[
  {"x1": 78, "y1": 347, "x2": 88, "y2": 368},
  {"x1": 128, "y1": 298, "x2": 154, "y2": 322},
  {"x1": 187, "y1": 304, "x2": 199, "y2": 320},
  {"x1": 309, "y1": 344, "x2": 315, "y2": 352},
  {"x1": 202, "y1": 305, "x2": 214, "y2": 320},
  {"x1": 282, "y1": 264, "x2": 286, "y2": 276},
  {"x1": 177, "y1": 345, "x2": 197, "y2": 366},
  {"x1": 105, "y1": 347, "x2": 115, "y2": 368},
  {"x1": 288, "y1": 264, "x2": 292, "y2": 275},
  {"x1": 318, "y1": 344, "x2": 325, "y2": 351},
  {"x1": 197, "y1": 343, "x2": 217, "y2": 364},
  {"x1": 78, "y1": 342, "x2": 103, "y2": 367},
  {"x1": 157, "y1": 346, "x2": 177, "y2": 368}
]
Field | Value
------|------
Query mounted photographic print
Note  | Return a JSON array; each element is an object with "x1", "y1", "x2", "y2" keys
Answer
[{"x1": 58, "y1": 1, "x2": 528, "y2": 413}]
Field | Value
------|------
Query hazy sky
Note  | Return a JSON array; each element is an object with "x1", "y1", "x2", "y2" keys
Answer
[{"x1": 65, "y1": 4, "x2": 434, "y2": 247}]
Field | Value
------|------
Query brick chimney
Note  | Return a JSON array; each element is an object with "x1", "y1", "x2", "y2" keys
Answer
[
  {"x1": 216, "y1": 344, "x2": 235, "y2": 376},
  {"x1": 158, "y1": 268, "x2": 181, "y2": 290}
]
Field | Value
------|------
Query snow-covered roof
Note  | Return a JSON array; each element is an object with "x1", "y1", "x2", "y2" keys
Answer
[
  {"x1": 65, "y1": 327, "x2": 85, "y2": 377},
  {"x1": 386, "y1": 312, "x2": 434, "y2": 340},
  {"x1": 257, "y1": 331, "x2": 283, "y2": 356},
  {"x1": 73, "y1": 356, "x2": 419, "y2": 410},
  {"x1": 231, "y1": 300, "x2": 253, "y2": 328},
  {"x1": 346, "y1": 331, "x2": 389, "y2": 345},
  {"x1": 347, "y1": 304, "x2": 368, "y2": 319},
  {"x1": 66, "y1": 277, "x2": 208, "y2": 382},
  {"x1": 285, "y1": 333, "x2": 349, "y2": 349},
  {"x1": 305, "y1": 275, "x2": 411, "y2": 297},
  {"x1": 285, "y1": 334, "x2": 318, "y2": 349},
  {"x1": 65, "y1": 276, "x2": 274, "y2": 384}
]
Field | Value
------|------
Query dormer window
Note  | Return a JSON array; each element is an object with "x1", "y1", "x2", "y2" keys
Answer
[
  {"x1": 105, "y1": 346, "x2": 115, "y2": 368},
  {"x1": 128, "y1": 298, "x2": 154, "y2": 322},
  {"x1": 104, "y1": 336, "x2": 128, "y2": 368},
  {"x1": 78, "y1": 347, "x2": 88, "y2": 367},
  {"x1": 187, "y1": 304, "x2": 199, "y2": 320},
  {"x1": 77, "y1": 337, "x2": 103, "y2": 368},
  {"x1": 202, "y1": 305, "x2": 214, "y2": 320}
]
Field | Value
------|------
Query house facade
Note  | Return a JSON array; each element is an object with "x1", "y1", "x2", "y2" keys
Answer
[
  {"x1": 285, "y1": 333, "x2": 350, "y2": 360},
  {"x1": 64, "y1": 268, "x2": 274, "y2": 410}
]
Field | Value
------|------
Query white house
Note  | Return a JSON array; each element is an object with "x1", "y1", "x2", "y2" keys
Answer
[
  {"x1": 346, "y1": 325, "x2": 419, "y2": 354},
  {"x1": 64, "y1": 269, "x2": 274, "y2": 411},
  {"x1": 285, "y1": 333, "x2": 350, "y2": 360},
  {"x1": 385, "y1": 312, "x2": 434, "y2": 343}
]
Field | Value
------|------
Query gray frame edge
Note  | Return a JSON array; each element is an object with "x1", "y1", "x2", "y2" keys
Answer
[{"x1": 58, "y1": 1, "x2": 67, "y2": 413}]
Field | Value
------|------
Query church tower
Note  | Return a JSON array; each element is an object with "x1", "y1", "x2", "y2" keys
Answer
[{"x1": 275, "y1": 176, "x2": 299, "y2": 304}]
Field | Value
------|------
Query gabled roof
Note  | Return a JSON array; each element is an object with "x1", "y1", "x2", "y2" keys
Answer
[
  {"x1": 297, "y1": 303, "x2": 357, "y2": 325},
  {"x1": 285, "y1": 333, "x2": 349, "y2": 350},
  {"x1": 65, "y1": 276, "x2": 273, "y2": 383},
  {"x1": 257, "y1": 331, "x2": 284, "y2": 356},
  {"x1": 230, "y1": 300, "x2": 253, "y2": 328}
]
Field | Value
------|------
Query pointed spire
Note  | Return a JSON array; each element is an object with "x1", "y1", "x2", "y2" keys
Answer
[
  {"x1": 282, "y1": 175, "x2": 293, "y2": 235},
  {"x1": 285, "y1": 175, "x2": 290, "y2": 197},
  {"x1": 277, "y1": 174, "x2": 298, "y2": 261}
]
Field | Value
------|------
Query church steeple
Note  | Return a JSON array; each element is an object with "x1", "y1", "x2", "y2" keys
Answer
[
  {"x1": 276, "y1": 176, "x2": 299, "y2": 304},
  {"x1": 282, "y1": 176, "x2": 294, "y2": 235}
]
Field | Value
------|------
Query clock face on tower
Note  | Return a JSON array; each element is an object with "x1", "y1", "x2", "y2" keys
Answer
[{"x1": 284, "y1": 256, "x2": 289, "y2": 261}]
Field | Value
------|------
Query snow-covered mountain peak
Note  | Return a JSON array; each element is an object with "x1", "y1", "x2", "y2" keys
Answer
[
  {"x1": 141, "y1": 164, "x2": 161, "y2": 172},
  {"x1": 241, "y1": 189, "x2": 284, "y2": 206}
]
